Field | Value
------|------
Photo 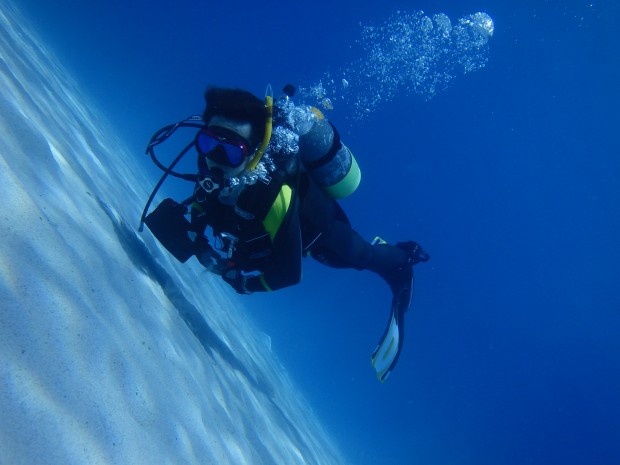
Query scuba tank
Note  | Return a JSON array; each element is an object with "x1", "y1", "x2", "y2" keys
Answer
[
  {"x1": 278, "y1": 85, "x2": 361, "y2": 199},
  {"x1": 297, "y1": 111, "x2": 361, "y2": 199}
]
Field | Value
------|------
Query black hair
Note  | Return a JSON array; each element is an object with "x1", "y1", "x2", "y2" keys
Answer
[{"x1": 202, "y1": 87, "x2": 268, "y2": 148}]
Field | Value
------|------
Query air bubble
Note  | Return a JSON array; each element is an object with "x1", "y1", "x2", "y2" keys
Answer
[{"x1": 299, "y1": 11, "x2": 494, "y2": 121}]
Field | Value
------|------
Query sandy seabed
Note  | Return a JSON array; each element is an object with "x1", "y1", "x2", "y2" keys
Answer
[{"x1": 0, "y1": 2, "x2": 346, "y2": 464}]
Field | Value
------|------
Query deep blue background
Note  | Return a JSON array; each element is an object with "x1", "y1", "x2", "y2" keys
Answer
[{"x1": 15, "y1": 0, "x2": 620, "y2": 464}]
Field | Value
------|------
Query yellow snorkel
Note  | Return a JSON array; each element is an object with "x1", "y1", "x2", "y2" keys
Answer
[{"x1": 247, "y1": 84, "x2": 273, "y2": 171}]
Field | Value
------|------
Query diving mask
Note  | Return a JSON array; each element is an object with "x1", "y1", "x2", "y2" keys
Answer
[{"x1": 195, "y1": 127, "x2": 251, "y2": 168}]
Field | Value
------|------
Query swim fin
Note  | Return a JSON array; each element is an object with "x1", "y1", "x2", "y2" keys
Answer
[
  {"x1": 371, "y1": 300, "x2": 406, "y2": 382},
  {"x1": 370, "y1": 236, "x2": 416, "y2": 382}
]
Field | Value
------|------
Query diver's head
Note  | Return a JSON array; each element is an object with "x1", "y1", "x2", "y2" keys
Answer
[
  {"x1": 199, "y1": 87, "x2": 268, "y2": 176},
  {"x1": 195, "y1": 118, "x2": 253, "y2": 176}
]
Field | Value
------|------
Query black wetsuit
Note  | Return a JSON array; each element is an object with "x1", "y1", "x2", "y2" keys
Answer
[
  {"x1": 190, "y1": 158, "x2": 409, "y2": 293},
  {"x1": 299, "y1": 173, "x2": 410, "y2": 279}
]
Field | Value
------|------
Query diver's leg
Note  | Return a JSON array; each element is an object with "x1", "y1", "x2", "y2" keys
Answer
[
  {"x1": 299, "y1": 175, "x2": 429, "y2": 311},
  {"x1": 370, "y1": 240, "x2": 430, "y2": 313},
  {"x1": 308, "y1": 219, "x2": 429, "y2": 312}
]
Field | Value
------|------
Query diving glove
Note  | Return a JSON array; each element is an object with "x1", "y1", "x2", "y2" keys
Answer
[{"x1": 144, "y1": 198, "x2": 195, "y2": 262}]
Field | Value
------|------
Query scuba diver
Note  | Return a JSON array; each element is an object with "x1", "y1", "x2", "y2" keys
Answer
[{"x1": 140, "y1": 85, "x2": 429, "y2": 381}]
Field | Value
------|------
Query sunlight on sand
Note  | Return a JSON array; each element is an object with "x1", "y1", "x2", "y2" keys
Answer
[{"x1": 0, "y1": 2, "x2": 346, "y2": 464}]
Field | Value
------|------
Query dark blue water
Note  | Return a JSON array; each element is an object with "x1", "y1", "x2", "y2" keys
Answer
[{"x1": 17, "y1": 0, "x2": 620, "y2": 464}]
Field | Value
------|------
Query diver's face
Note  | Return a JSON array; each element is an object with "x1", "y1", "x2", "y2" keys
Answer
[{"x1": 204, "y1": 116, "x2": 254, "y2": 177}]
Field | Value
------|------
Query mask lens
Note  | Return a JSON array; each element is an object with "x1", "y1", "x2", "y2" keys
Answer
[{"x1": 195, "y1": 129, "x2": 248, "y2": 167}]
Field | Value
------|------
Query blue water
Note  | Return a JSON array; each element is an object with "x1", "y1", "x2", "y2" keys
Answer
[{"x1": 16, "y1": 0, "x2": 620, "y2": 464}]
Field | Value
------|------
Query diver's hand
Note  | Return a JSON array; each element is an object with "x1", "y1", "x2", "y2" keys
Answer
[{"x1": 222, "y1": 269, "x2": 252, "y2": 295}]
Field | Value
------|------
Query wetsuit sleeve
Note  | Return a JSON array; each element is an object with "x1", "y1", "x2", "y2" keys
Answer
[{"x1": 244, "y1": 193, "x2": 302, "y2": 292}]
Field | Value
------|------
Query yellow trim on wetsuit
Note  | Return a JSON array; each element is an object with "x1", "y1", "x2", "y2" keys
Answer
[
  {"x1": 256, "y1": 184, "x2": 293, "y2": 292},
  {"x1": 258, "y1": 275, "x2": 273, "y2": 292},
  {"x1": 262, "y1": 184, "x2": 292, "y2": 241}
]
